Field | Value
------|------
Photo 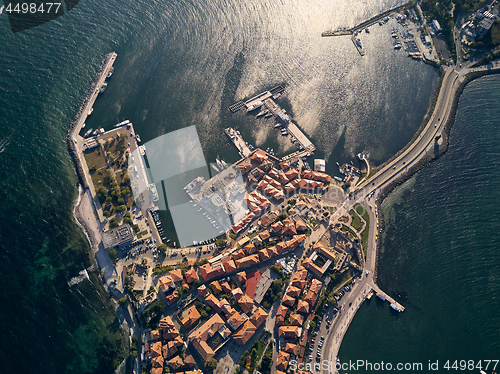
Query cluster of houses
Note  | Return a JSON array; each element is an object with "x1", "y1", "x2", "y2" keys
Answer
[
  {"x1": 274, "y1": 266, "x2": 323, "y2": 372},
  {"x1": 144, "y1": 315, "x2": 200, "y2": 374},
  {"x1": 158, "y1": 267, "x2": 200, "y2": 305},
  {"x1": 232, "y1": 150, "x2": 331, "y2": 234}
]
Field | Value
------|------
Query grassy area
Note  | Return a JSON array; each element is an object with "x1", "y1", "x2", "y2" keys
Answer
[
  {"x1": 349, "y1": 209, "x2": 363, "y2": 232},
  {"x1": 490, "y1": 22, "x2": 500, "y2": 46},
  {"x1": 361, "y1": 225, "x2": 369, "y2": 257},
  {"x1": 84, "y1": 146, "x2": 107, "y2": 172},
  {"x1": 354, "y1": 203, "x2": 370, "y2": 223},
  {"x1": 341, "y1": 225, "x2": 356, "y2": 240}
]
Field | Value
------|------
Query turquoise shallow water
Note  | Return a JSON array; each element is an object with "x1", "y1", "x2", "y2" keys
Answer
[
  {"x1": 0, "y1": 0, "x2": 483, "y2": 372},
  {"x1": 339, "y1": 74, "x2": 500, "y2": 372}
]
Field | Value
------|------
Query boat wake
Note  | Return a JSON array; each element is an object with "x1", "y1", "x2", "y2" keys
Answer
[{"x1": 0, "y1": 135, "x2": 12, "y2": 153}]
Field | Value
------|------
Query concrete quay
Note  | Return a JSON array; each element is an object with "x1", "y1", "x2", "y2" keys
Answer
[{"x1": 224, "y1": 127, "x2": 251, "y2": 158}]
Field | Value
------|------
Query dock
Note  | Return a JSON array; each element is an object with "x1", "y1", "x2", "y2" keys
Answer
[
  {"x1": 224, "y1": 127, "x2": 251, "y2": 158},
  {"x1": 371, "y1": 282, "x2": 405, "y2": 312},
  {"x1": 228, "y1": 85, "x2": 284, "y2": 113},
  {"x1": 67, "y1": 52, "x2": 117, "y2": 188}
]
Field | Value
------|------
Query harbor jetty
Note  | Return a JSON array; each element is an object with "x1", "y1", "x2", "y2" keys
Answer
[
  {"x1": 67, "y1": 52, "x2": 117, "y2": 187},
  {"x1": 224, "y1": 127, "x2": 252, "y2": 158}
]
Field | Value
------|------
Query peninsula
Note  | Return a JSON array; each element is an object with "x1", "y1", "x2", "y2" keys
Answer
[{"x1": 67, "y1": 1, "x2": 500, "y2": 374}]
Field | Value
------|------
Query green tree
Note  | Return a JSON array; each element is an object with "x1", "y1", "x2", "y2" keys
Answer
[
  {"x1": 109, "y1": 218, "x2": 119, "y2": 229},
  {"x1": 158, "y1": 244, "x2": 168, "y2": 253},
  {"x1": 108, "y1": 248, "x2": 118, "y2": 264},
  {"x1": 118, "y1": 297, "x2": 127, "y2": 306},
  {"x1": 205, "y1": 358, "x2": 218, "y2": 371}
]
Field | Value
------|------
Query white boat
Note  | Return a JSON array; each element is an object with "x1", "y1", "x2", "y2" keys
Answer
[
  {"x1": 0, "y1": 5, "x2": 4, "y2": 14},
  {"x1": 256, "y1": 110, "x2": 266, "y2": 117},
  {"x1": 84, "y1": 129, "x2": 93, "y2": 137},
  {"x1": 88, "y1": 108, "x2": 93, "y2": 115},
  {"x1": 136, "y1": 134, "x2": 141, "y2": 143},
  {"x1": 265, "y1": 112, "x2": 273, "y2": 118},
  {"x1": 246, "y1": 101, "x2": 263, "y2": 112},
  {"x1": 394, "y1": 44, "x2": 402, "y2": 49},
  {"x1": 82, "y1": 123, "x2": 86, "y2": 128}
]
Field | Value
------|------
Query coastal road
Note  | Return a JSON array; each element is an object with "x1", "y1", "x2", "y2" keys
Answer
[
  {"x1": 322, "y1": 200, "x2": 378, "y2": 371},
  {"x1": 355, "y1": 66, "x2": 459, "y2": 199}
]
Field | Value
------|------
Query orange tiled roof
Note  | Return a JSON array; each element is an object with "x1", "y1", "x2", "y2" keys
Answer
[
  {"x1": 197, "y1": 284, "x2": 208, "y2": 296},
  {"x1": 232, "y1": 287, "x2": 244, "y2": 301},
  {"x1": 227, "y1": 311, "x2": 246, "y2": 330},
  {"x1": 295, "y1": 219, "x2": 307, "y2": 231},
  {"x1": 277, "y1": 351, "x2": 291, "y2": 370},
  {"x1": 158, "y1": 275, "x2": 174, "y2": 292},
  {"x1": 150, "y1": 341, "x2": 162, "y2": 358},
  {"x1": 286, "y1": 285, "x2": 301, "y2": 298},
  {"x1": 267, "y1": 246, "x2": 280, "y2": 257},
  {"x1": 232, "y1": 249, "x2": 246, "y2": 261},
  {"x1": 258, "y1": 248, "x2": 270, "y2": 261},
  {"x1": 303, "y1": 258, "x2": 325, "y2": 278},
  {"x1": 181, "y1": 305, "x2": 201, "y2": 330},
  {"x1": 285, "y1": 168, "x2": 299, "y2": 180},
  {"x1": 160, "y1": 315, "x2": 180, "y2": 340},
  {"x1": 276, "y1": 304, "x2": 288, "y2": 326},
  {"x1": 259, "y1": 230, "x2": 270, "y2": 241},
  {"x1": 238, "y1": 294, "x2": 254, "y2": 314},
  {"x1": 167, "y1": 355, "x2": 184, "y2": 370},
  {"x1": 282, "y1": 217, "x2": 297, "y2": 236},
  {"x1": 237, "y1": 271, "x2": 247, "y2": 283},
  {"x1": 282, "y1": 293, "x2": 295, "y2": 307},
  {"x1": 220, "y1": 281, "x2": 232, "y2": 293},
  {"x1": 261, "y1": 213, "x2": 277, "y2": 227},
  {"x1": 150, "y1": 329, "x2": 160, "y2": 342},
  {"x1": 249, "y1": 307, "x2": 269, "y2": 328},
  {"x1": 233, "y1": 320, "x2": 256, "y2": 345},
  {"x1": 305, "y1": 279, "x2": 322, "y2": 307},
  {"x1": 301, "y1": 169, "x2": 331, "y2": 182},
  {"x1": 251, "y1": 150, "x2": 268, "y2": 163},
  {"x1": 289, "y1": 313, "x2": 303, "y2": 326},
  {"x1": 245, "y1": 243, "x2": 257, "y2": 254},
  {"x1": 205, "y1": 294, "x2": 221, "y2": 313},
  {"x1": 152, "y1": 355, "x2": 164, "y2": 369},
  {"x1": 285, "y1": 343, "x2": 298, "y2": 354},
  {"x1": 297, "y1": 299, "x2": 310, "y2": 314},
  {"x1": 278, "y1": 325, "x2": 301, "y2": 338},
  {"x1": 271, "y1": 221, "x2": 283, "y2": 233},
  {"x1": 223, "y1": 258, "x2": 237, "y2": 272},
  {"x1": 184, "y1": 268, "x2": 199, "y2": 284},
  {"x1": 169, "y1": 269, "x2": 183, "y2": 283},
  {"x1": 235, "y1": 254, "x2": 259, "y2": 269},
  {"x1": 189, "y1": 313, "x2": 225, "y2": 361},
  {"x1": 210, "y1": 280, "x2": 223, "y2": 294}
]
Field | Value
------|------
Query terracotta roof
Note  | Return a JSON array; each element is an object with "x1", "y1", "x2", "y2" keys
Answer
[
  {"x1": 205, "y1": 294, "x2": 221, "y2": 313},
  {"x1": 282, "y1": 293, "x2": 295, "y2": 307},
  {"x1": 305, "y1": 279, "x2": 322, "y2": 307},
  {"x1": 184, "y1": 355, "x2": 196, "y2": 368},
  {"x1": 251, "y1": 150, "x2": 268, "y2": 163},
  {"x1": 232, "y1": 287, "x2": 244, "y2": 301},
  {"x1": 227, "y1": 311, "x2": 246, "y2": 330},
  {"x1": 282, "y1": 217, "x2": 297, "y2": 236},
  {"x1": 285, "y1": 343, "x2": 299, "y2": 354},
  {"x1": 249, "y1": 307, "x2": 269, "y2": 328},
  {"x1": 303, "y1": 258, "x2": 325, "y2": 278},
  {"x1": 150, "y1": 329, "x2": 160, "y2": 342},
  {"x1": 232, "y1": 249, "x2": 246, "y2": 261},
  {"x1": 152, "y1": 355, "x2": 164, "y2": 369},
  {"x1": 298, "y1": 178, "x2": 324, "y2": 190},
  {"x1": 210, "y1": 280, "x2": 223, "y2": 294},
  {"x1": 158, "y1": 275, "x2": 174, "y2": 292},
  {"x1": 167, "y1": 355, "x2": 184, "y2": 370},
  {"x1": 169, "y1": 269, "x2": 183, "y2": 283},
  {"x1": 235, "y1": 254, "x2": 260, "y2": 269},
  {"x1": 181, "y1": 305, "x2": 201, "y2": 330},
  {"x1": 289, "y1": 313, "x2": 303, "y2": 326},
  {"x1": 238, "y1": 159, "x2": 253, "y2": 174},
  {"x1": 238, "y1": 294, "x2": 254, "y2": 314},
  {"x1": 197, "y1": 284, "x2": 208, "y2": 296},
  {"x1": 277, "y1": 351, "x2": 291, "y2": 370},
  {"x1": 261, "y1": 212, "x2": 277, "y2": 227},
  {"x1": 199, "y1": 262, "x2": 225, "y2": 281},
  {"x1": 259, "y1": 230, "x2": 271, "y2": 241},
  {"x1": 271, "y1": 221, "x2": 283, "y2": 233},
  {"x1": 286, "y1": 285, "x2": 302, "y2": 298},
  {"x1": 233, "y1": 320, "x2": 256, "y2": 345},
  {"x1": 276, "y1": 304, "x2": 288, "y2": 326},
  {"x1": 189, "y1": 313, "x2": 226, "y2": 361},
  {"x1": 279, "y1": 160, "x2": 291, "y2": 170},
  {"x1": 301, "y1": 169, "x2": 331, "y2": 182},
  {"x1": 160, "y1": 316, "x2": 180, "y2": 340},
  {"x1": 258, "y1": 248, "x2": 270, "y2": 261},
  {"x1": 267, "y1": 246, "x2": 280, "y2": 257},
  {"x1": 166, "y1": 291, "x2": 179, "y2": 305},
  {"x1": 151, "y1": 368, "x2": 163, "y2": 374},
  {"x1": 221, "y1": 281, "x2": 232, "y2": 293},
  {"x1": 223, "y1": 259, "x2": 237, "y2": 272},
  {"x1": 150, "y1": 341, "x2": 162, "y2": 358},
  {"x1": 260, "y1": 159, "x2": 274, "y2": 172},
  {"x1": 315, "y1": 245, "x2": 336, "y2": 262},
  {"x1": 163, "y1": 336, "x2": 183, "y2": 359},
  {"x1": 237, "y1": 271, "x2": 247, "y2": 283},
  {"x1": 295, "y1": 219, "x2": 307, "y2": 231},
  {"x1": 297, "y1": 299, "x2": 310, "y2": 314},
  {"x1": 278, "y1": 325, "x2": 301, "y2": 338},
  {"x1": 184, "y1": 268, "x2": 199, "y2": 283},
  {"x1": 245, "y1": 243, "x2": 257, "y2": 254},
  {"x1": 284, "y1": 168, "x2": 299, "y2": 180}
]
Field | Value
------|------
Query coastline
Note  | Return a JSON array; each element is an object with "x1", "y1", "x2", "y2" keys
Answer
[{"x1": 373, "y1": 68, "x2": 500, "y2": 280}]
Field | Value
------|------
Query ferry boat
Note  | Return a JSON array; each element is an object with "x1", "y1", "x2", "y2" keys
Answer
[
  {"x1": 99, "y1": 82, "x2": 108, "y2": 94},
  {"x1": 107, "y1": 67, "x2": 114, "y2": 79},
  {"x1": 84, "y1": 128, "x2": 93, "y2": 137},
  {"x1": 88, "y1": 108, "x2": 94, "y2": 115}
]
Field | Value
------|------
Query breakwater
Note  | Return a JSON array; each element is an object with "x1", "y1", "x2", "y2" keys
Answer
[{"x1": 66, "y1": 52, "x2": 117, "y2": 188}]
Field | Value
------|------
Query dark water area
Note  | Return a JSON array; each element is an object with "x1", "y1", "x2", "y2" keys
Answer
[
  {"x1": 339, "y1": 75, "x2": 500, "y2": 371},
  {"x1": 0, "y1": 0, "x2": 450, "y2": 372}
]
